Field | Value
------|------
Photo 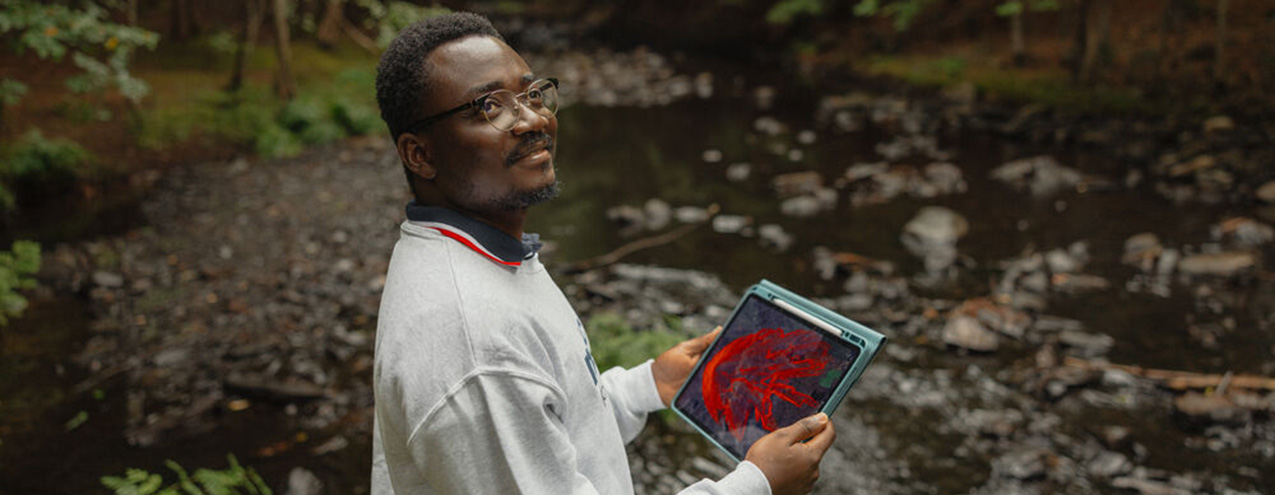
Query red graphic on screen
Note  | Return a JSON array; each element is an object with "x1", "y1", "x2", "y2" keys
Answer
[{"x1": 701, "y1": 327, "x2": 831, "y2": 441}]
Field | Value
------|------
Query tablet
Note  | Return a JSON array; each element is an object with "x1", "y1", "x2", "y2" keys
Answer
[{"x1": 671, "y1": 280, "x2": 886, "y2": 463}]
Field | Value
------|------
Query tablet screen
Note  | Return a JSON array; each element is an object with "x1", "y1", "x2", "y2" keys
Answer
[{"x1": 674, "y1": 294, "x2": 863, "y2": 461}]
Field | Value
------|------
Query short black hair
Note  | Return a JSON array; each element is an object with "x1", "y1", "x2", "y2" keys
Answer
[{"x1": 375, "y1": 12, "x2": 503, "y2": 141}]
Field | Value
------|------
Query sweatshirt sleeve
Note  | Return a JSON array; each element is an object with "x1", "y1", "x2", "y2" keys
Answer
[
  {"x1": 599, "y1": 360, "x2": 774, "y2": 495},
  {"x1": 409, "y1": 367, "x2": 772, "y2": 495},
  {"x1": 598, "y1": 359, "x2": 666, "y2": 443}
]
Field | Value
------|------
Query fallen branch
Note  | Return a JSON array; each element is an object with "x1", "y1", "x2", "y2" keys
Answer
[
  {"x1": 557, "y1": 204, "x2": 720, "y2": 274},
  {"x1": 1064, "y1": 357, "x2": 1275, "y2": 392}
]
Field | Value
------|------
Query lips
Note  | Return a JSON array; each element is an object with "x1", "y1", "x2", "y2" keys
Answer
[{"x1": 506, "y1": 134, "x2": 554, "y2": 167}]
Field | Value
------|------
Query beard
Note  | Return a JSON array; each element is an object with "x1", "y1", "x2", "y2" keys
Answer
[{"x1": 493, "y1": 179, "x2": 561, "y2": 211}]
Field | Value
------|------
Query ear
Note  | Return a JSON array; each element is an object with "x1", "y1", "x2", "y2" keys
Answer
[{"x1": 396, "y1": 131, "x2": 436, "y2": 180}]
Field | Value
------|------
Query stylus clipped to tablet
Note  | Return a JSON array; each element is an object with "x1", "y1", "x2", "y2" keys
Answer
[{"x1": 671, "y1": 279, "x2": 887, "y2": 463}]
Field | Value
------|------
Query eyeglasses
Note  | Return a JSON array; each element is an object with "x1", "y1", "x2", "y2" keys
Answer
[{"x1": 408, "y1": 78, "x2": 559, "y2": 133}]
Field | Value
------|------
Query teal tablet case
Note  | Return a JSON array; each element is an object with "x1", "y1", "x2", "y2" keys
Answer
[{"x1": 671, "y1": 279, "x2": 887, "y2": 463}]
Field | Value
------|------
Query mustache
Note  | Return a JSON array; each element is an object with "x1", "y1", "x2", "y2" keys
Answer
[{"x1": 505, "y1": 133, "x2": 554, "y2": 167}]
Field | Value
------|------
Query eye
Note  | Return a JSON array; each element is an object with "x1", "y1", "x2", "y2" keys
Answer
[
  {"x1": 480, "y1": 97, "x2": 504, "y2": 115},
  {"x1": 526, "y1": 88, "x2": 543, "y2": 103}
]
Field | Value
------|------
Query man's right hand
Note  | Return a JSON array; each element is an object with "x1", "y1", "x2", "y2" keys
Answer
[{"x1": 744, "y1": 412, "x2": 837, "y2": 495}]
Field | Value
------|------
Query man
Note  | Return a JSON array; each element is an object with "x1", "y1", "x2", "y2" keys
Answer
[{"x1": 372, "y1": 12, "x2": 836, "y2": 495}]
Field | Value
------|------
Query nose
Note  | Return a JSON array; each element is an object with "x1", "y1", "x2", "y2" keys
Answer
[{"x1": 510, "y1": 99, "x2": 551, "y2": 134}]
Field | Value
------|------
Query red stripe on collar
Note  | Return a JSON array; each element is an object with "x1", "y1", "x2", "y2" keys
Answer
[{"x1": 428, "y1": 226, "x2": 522, "y2": 267}]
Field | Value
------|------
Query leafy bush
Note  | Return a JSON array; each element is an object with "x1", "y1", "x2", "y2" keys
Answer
[
  {"x1": 330, "y1": 99, "x2": 381, "y2": 136},
  {"x1": 0, "y1": 240, "x2": 41, "y2": 326},
  {"x1": 254, "y1": 123, "x2": 302, "y2": 158},
  {"x1": 100, "y1": 454, "x2": 272, "y2": 495},
  {"x1": 585, "y1": 312, "x2": 686, "y2": 372},
  {"x1": 0, "y1": 129, "x2": 91, "y2": 208}
]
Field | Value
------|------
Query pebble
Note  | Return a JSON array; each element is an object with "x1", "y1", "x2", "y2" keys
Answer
[
  {"x1": 644, "y1": 199, "x2": 672, "y2": 230},
  {"x1": 285, "y1": 467, "x2": 323, "y2": 495},
  {"x1": 1256, "y1": 181, "x2": 1275, "y2": 203},
  {"x1": 93, "y1": 271, "x2": 125, "y2": 288},
  {"x1": 757, "y1": 224, "x2": 794, "y2": 252},
  {"x1": 779, "y1": 196, "x2": 821, "y2": 218},
  {"x1": 1176, "y1": 252, "x2": 1256, "y2": 277},
  {"x1": 711, "y1": 215, "x2": 750, "y2": 234},
  {"x1": 701, "y1": 149, "x2": 723, "y2": 163},
  {"x1": 725, "y1": 162, "x2": 751, "y2": 182},
  {"x1": 943, "y1": 315, "x2": 999, "y2": 352},
  {"x1": 990, "y1": 155, "x2": 1083, "y2": 196}
]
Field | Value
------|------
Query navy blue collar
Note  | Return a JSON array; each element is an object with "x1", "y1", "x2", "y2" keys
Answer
[{"x1": 405, "y1": 203, "x2": 542, "y2": 266}]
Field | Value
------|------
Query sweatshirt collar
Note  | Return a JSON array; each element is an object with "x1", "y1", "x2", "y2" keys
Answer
[{"x1": 405, "y1": 203, "x2": 542, "y2": 267}]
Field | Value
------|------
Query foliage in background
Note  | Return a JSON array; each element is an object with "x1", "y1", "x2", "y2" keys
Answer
[
  {"x1": 853, "y1": 0, "x2": 940, "y2": 31},
  {"x1": 349, "y1": 0, "x2": 451, "y2": 49},
  {"x1": 995, "y1": 0, "x2": 1061, "y2": 17},
  {"x1": 0, "y1": 240, "x2": 40, "y2": 326},
  {"x1": 585, "y1": 311, "x2": 687, "y2": 372},
  {"x1": 0, "y1": 129, "x2": 92, "y2": 209},
  {"x1": 100, "y1": 454, "x2": 272, "y2": 495},
  {"x1": 139, "y1": 65, "x2": 382, "y2": 159},
  {"x1": 0, "y1": 0, "x2": 159, "y2": 110}
]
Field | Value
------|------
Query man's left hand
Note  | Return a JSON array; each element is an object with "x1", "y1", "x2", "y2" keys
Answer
[{"x1": 652, "y1": 326, "x2": 722, "y2": 407}]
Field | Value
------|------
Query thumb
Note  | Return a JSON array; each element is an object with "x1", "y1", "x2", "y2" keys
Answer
[
  {"x1": 776, "y1": 412, "x2": 828, "y2": 445},
  {"x1": 684, "y1": 326, "x2": 722, "y2": 354}
]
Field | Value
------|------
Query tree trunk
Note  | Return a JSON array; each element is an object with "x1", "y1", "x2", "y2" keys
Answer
[
  {"x1": 228, "y1": 0, "x2": 268, "y2": 93},
  {"x1": 1214, "y1": 0, "x2": 1229, "y2": 87},
  {"x1": 316, "y1": 0, "x2": 345, "y2": 50},
  {"x1": 1010, "y1": 10, "x2": 1025, "y2": 66},
  {"x1": 1081, "y1": 1, "x2": 1111, "y2": 82},
  {"x1": 271, "y1": 0, "x2": 297, "y2": 100},
  {"x1": 1069, "y1": 0, "x2": 1090, "y2": 82}
]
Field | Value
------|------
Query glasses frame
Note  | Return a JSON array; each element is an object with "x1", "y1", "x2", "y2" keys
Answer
[{"x1": 407, "y1": 78, "x2": 559, "y2": 133}]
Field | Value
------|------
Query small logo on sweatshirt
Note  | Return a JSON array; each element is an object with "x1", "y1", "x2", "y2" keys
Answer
[{"x1": 579, "y1": 319, "x2": 600, "y2": 386}]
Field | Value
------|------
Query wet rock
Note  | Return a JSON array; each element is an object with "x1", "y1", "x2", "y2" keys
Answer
[
  {"x1": 1167, "y1": 155, "x2": 1217, "y2": 178},
  {"x1": 1087, "y1": 450, "x2": 1133, "y2": 479},
  {"x1": 1202, "y1": 115, "x2": 1235, "y2": 134},
  {"x1": 844, "y1": 162, "x2": 889, "y2": 182},
  {"x1": 941, "y1": 81, "x2": 978, "y2": 106},
  {"x1": 1213, "y1": 217, "x2": 1273, "y2": 247},
  {"x1": 990, "y1": 156, "x2": 1082, "y2": 196},
  {"x1": 922, "y1": 162, "x2": 967, "y2": 195},
  {"x1": 285, "y1": 467, "x2": 322, "y2": 495},
  {"x1": 779, "y1": 196, "x2": 822, "y2": 218},
  {"x1": 701, "y1": 149, "x2": 723, "y2": 164},
  {"x1": 673, "y1": 206, "x2": 709, "y2": 224},
  {"x1": 753, "y1": 86, "x2": 776, "y2": 110},
  {"x1": 1173, "y1": 392, "x2": 1250, "y2": 426},
  {"x1": 753, "y1": 116, "x2": 785, "y2": 136},
  {"x1": 1044, "y1": 247, "x2": 1083, "y2": 274},
  {"x1": 757, "y1": 224, "x2": 794, "y2": 252},
  {"x1": 711, "y1": 215, "x2": 751, "y2": 234},
  {"x1": 1111, "y1": 475, "x2": 1192, "y2": 495},
  {"x1": 796, "y1": 130, "x2": 817, "y2": 145},
  {"x1": 1097, "y1": 425, "x2": 1132, "y2": 449},
  {"x1": 1057, "y1": 330, "x2": 1114, "y2": 357},
  {"x1": 1122, "y1": 233, "x2": 1163, "y2": 271},
  {"x1": 771, "y1": 171, "x2": 823, "y2": 198},
  {"x1": 1176, "y1": 252, "x2": 1256, "y2": 277},
  {"x1": 725, "y1": 162, "x2": 751, "y2": 182},
  {"x1": 93, "y1": 271, "x2": 125, "y2": 288},
  {"x1": 991, "y1": 447, "x2": 1049, "y2": 480},
  {"x1": 785, "y1": 148, "x2": 804, "y2": 162},
  {"x1": 901, "y1": 206, "x2": 968, "y2": 273},
  {"x1": 943, "y1": 315, "x2": 999, "y2": 352},
  {"x1": 1256, "y1": 181, "x2": 1275, "y2": 203},
  {"x1": 644, "y1": 199, "x2": 672, "y2": 230}
]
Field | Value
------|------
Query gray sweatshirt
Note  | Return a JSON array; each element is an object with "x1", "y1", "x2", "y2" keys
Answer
[{"x1": 371, "y1": 207, "x2": 770, "y2": 494}]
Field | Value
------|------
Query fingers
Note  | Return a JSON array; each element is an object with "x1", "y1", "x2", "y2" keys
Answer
[
  {"x1": 780, "y1": 412, "x2": 828, "y2": 444},
  {"x1": 804, "y1": 417, "x2": 837, "y2": 454}
]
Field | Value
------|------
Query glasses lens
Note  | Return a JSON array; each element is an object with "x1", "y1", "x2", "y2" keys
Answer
[
  {"x1": 483, "y1": 90, "x2": 519, "y2": 131},
  {"x1": 530, "y1": 80, "x2": 559, "y2": 116},
  {"x1": 480, "y1": 81, "x2": 560, "y2": 131}
]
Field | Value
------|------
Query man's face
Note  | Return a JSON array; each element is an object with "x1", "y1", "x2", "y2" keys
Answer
[{"x1": 416, "y1": 35, "x2": 558, "y2": 215}]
